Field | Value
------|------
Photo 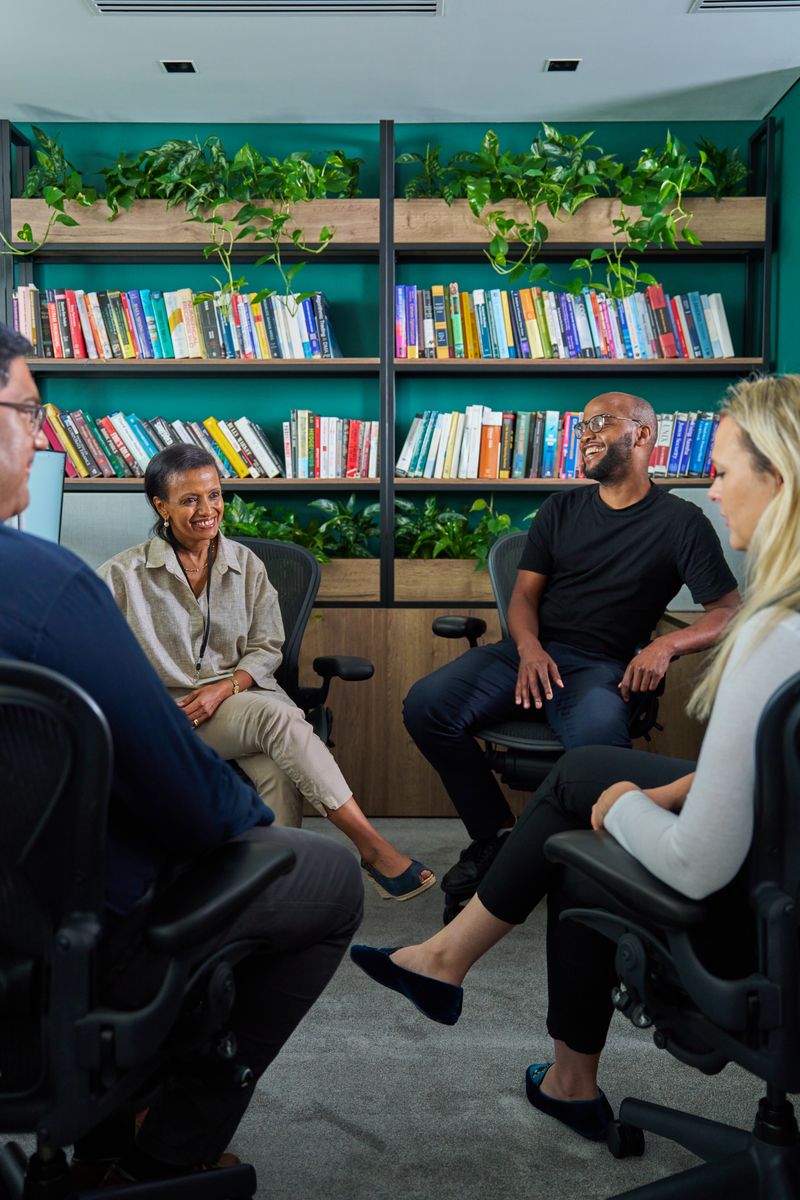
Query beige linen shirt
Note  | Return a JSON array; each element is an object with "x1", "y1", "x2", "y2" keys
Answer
[{"x1": 97, "y1": 534, "x2": 285, "y2": 693}]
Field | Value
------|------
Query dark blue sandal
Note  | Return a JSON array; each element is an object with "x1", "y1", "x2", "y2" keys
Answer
[
  {"x1": 350, "y1": 944, "x2": 463, "y2": 1025},
  {"x1": 525, "y1": 1062, "x2": 614, "y2": 1142},
  {"x1": 361, "y1": 858, "x2": 437, "y2": 901}
]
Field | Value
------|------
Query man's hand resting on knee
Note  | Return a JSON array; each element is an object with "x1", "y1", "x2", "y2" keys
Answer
[
  {"x1": 618, "y1": 637, "x2": 674, "y2": 701},
  {"x1": 515, "y1": 640, "x2": 564, "y2": 710}
]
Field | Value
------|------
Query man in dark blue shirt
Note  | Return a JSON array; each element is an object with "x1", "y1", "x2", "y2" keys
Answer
[{"x1": 0, "y1": 325, "x2": 363, "y2": 1182}]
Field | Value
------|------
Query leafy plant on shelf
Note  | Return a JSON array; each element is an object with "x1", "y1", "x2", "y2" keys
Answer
[
  {"x1": 399, "y1": 125, "x2": 619, "y2": 285},
  {"x1": 394, "y1": 496, "x2": 527, "y2": 569},
  {"x1": 694, "y1": 135, "x2": 748, "y2": 200},
  {"x1": 308, "y1": 495, "x2": 380, "y2": 559},
  {"x1": 1, "y1": 126, "x2": 97, "y2": 257},
  {"x1": 13, "y1": 129, "x2": 361, "y2": 306},
  {"x1": 100, "y1": 136, "x2": 362, "y2": 310},
  {"x1": 221, "y1": 494, "x2": 328, "y2": 561},
  {"x1": 221, "y1": 492, "x2": 379, "y2": 561},
  {"x1": 569, "y1": 132, "x2": 718, "y2": 299}
]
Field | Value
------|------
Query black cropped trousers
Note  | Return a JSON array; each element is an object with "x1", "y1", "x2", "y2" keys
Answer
[{"x1": 478, "y1": 746, "x2": 695, "y2": 1056}]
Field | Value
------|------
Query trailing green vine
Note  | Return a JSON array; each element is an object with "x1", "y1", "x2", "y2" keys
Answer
[
  {"x1": 8, "y1": 129, "x2": 362, "y2": 302},
  {"x1": 399, "y1": 126, "x2": 749, "y2": 297},
  {"x1": 0, "y1": 126, "x2": 96, "y2": 256}
]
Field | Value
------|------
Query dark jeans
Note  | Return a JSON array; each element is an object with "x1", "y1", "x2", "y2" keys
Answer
[
  {"x1": 478, "y1": 746, "x2": 695, "y2": 1055},
  {"x1": 403, "y1": 639, "x2": 632, "y2": 839},
  {"x1": 86, "y1": 826, "x2": 363, "y2": 1167}
]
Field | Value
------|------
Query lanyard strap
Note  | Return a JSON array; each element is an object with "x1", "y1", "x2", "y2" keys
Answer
[{"x1": 174, "y1": 537, "x2": 216, "y2": 673}]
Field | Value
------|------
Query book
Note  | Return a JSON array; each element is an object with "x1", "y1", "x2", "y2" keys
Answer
[
  {"x1": 688, "y1": 412, "x2": 714, "y2": 475},
  {"x1": 540, "y1": 411, "x2": 560, "y2": 479},
  {"x1": 511, "y1": 411, "x2": 531, "y2": 478},
  {"x1": 203, "y1": 417, "x2": 250, "y2": 478},
  {"x1": 44, "y1": 404, "x2": 88, "y2": 477},
  {"x1": 477, "y1": 411, "x2": 503, "y2": 479},
  {"x1": 498, "y1": 412, "x2": 515, "y2": 478}
]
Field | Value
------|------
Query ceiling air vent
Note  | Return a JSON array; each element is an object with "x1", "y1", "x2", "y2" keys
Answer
[
  {"x1": 89, "y1": 0, "x2": 440, "y2": 13},
  {"x1": 689, "y1": 0, "x2": 800, "y2": 10}
]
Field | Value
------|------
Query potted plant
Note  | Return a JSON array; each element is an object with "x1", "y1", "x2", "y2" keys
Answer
[
  {"x1": 221, "y1": 492, "x2": 380, "y2": 603},
  {"x1": 393, "y1": 496, "x2": 524, "y2": 602},
  {"x1": 395, "y1": 126, "x2": 764, "y2": 294}
]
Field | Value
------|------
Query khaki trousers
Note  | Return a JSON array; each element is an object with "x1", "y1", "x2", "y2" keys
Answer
[{"x1": 172, "y1": 687, "x2": 352, "y2": 826}]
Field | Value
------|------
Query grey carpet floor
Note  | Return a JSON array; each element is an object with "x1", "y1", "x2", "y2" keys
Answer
[{"x1": 231, "y1": 818, "x2": 765, "y2": 1200}]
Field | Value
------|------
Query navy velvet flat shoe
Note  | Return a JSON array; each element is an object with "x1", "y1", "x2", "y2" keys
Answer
[
  {"x1": 361, "y1": 858, "x2": 437, "y2": 901},
  {"x1": 350, "y1": 944, "x2": 463, "y2": 1025},
  {"x1": 525, "y1": 1063, "x2": 614, "y2": 1142}
]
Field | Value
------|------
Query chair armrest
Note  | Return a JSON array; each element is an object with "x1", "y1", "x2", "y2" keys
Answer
[
  {"x1": 545, "y1": 831, "x2": 710, "y2": 930},
  {"x1": 312, "y1": 655, "x2": 374, "y2": 683},
  {"x1": 432, "y1": 616, "x2": 487, "y2": 647},
  {"x1": 146, "y1": 842, "x2": 296, "y2": 955}
]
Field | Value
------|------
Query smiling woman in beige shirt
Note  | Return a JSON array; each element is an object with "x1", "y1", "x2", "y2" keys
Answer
[{"x1": 98, "y1": 443, "x2": 435, "y2": 902}]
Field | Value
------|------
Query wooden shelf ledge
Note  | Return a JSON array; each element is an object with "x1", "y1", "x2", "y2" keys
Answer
[
  {"x1": 11, "y1": 198, "x2": 380, "y2": 247},
  {"x1": 394, "y1": 197, "x2": 767, "y2": 246}
]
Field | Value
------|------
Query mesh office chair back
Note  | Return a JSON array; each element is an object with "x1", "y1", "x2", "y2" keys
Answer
[
  {"x1": 0, "y1": 661, "x2": 110, "y2": 1125},
  {"x1": 473, "y1": 531, "x2": 563, "y2": 761},
  {"x1": 230, "y1": 537, "x2": 321, "y2": 698},
  {"x1": 487, "y1": 530, "x2": 527, "y2": 639}
]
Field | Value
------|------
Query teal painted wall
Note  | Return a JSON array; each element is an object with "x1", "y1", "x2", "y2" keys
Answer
[{"x1": 766, "y1": 81, "x2": 800, "y2": 374}]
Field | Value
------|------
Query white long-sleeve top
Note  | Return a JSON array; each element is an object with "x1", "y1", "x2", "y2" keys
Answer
[{"x1": 604, "y1": 609, "x2": 800, "y2": 900}]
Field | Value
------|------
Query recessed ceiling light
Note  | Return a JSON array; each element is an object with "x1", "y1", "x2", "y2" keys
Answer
[
  {"x1": 545, "y1": 59, "x2": 581, "y2": 72},
  {"x1": 161, "y1": 60, "x2": 197, "y2": 73}
]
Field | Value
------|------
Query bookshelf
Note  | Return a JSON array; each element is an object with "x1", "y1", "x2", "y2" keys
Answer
[{"x1": 1, "y1": 117, "x2": 775, "y2": 607}]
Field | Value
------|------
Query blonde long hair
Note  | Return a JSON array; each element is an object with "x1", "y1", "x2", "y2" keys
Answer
[{"x1": 688, "y1": 374, "x2": 800, "y2": 719}]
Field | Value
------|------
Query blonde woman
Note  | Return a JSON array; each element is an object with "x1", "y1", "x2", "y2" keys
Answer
[{"x1": 351, "y1": 374, "x2": 800, "y2": 1141}]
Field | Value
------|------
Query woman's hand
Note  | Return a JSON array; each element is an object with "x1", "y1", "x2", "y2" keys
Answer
[
  {"x1": 642, "y1": 772, "x2": 695, "y2": 814},
  {"x1": 178, "y1": 680, "x2": 233, "y2": 728},
  {"x1": 591, "y1": 780, "x2": 639, "y2": 831}
]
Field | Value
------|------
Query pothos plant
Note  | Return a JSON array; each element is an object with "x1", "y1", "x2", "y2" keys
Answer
[
  {"x1": 399, "y1": 125, "x2": 618, "y2": 286},
  {"x1": 399, "y1": 126, "x2": 749, "y2": 298},
  {"x1": 0, "y1": 126, "x2": 97, "y2": 257},
  {"x1": 568, "y1": 132, "x2": 718, "y2": 299},
  {"x1": 102, "y1": 136, "x2": 363, "y2": 311},
  {"x1": 10, "y1": 129, "x2": 362, "y2": 308}
]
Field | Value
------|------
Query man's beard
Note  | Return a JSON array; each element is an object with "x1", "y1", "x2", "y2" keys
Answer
[{"x1": 583, "y1": 433, "x2": 634, "y2": 482}]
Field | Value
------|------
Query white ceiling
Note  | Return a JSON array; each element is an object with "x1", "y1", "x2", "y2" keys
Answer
[{"x1": 3, "y1": 0, "x2": 800, "y2": 123}]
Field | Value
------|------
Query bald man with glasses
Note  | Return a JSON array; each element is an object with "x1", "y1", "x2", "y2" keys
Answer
[{"x1": 404, "y1": 391, "x2": 741, "y2": 897}]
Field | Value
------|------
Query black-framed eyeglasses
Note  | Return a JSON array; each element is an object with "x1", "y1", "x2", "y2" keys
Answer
[
  {"x1": 574, "y1": 413, "x2": 644, "y2": 440},
  {"x1": 0, "y1": 401, "x2": 46, "y2": 433}
]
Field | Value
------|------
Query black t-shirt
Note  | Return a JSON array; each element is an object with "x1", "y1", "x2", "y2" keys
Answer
[{"x1": 517, "y1": 485, "x2": 737, "y2": 663}]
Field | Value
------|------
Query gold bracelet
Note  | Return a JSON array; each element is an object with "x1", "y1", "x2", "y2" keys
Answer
[{"x1": 231, "y1": 674, "x2": 240, "y2": 695}]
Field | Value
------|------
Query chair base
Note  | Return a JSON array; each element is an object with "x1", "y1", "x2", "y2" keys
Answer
[
  {"x1": 0, "y1": 1142, "x2": 257, "y2": 1200},
  {"x1": 609, "y1": 1096, "x2": 800, "y2": 1199}
]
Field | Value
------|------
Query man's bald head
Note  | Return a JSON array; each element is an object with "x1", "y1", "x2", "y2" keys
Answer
[{"x1": 584, "y1": 392, "x2": 657, "y2": 452}]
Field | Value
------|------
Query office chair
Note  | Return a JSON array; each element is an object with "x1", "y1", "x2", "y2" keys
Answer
[
  {"x1": 232, "y1": 537, "x2": 373, "y2": 747},
  {"x1": 545, "y1": 669, "x2": 800, "y2": 1197},
  {"x1": 0, "y1": 660, "x2": 296, "y2": 1200},
  {"x1": 433, "y1": 531, "x2": 661, "y2": 922}
]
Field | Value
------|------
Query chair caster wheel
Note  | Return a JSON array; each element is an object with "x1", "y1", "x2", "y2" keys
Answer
[
  {"x1": 607, "y1": 1120, "x2": 645, "y2": 1159},
  {"x1": 442, "y1": 895, "x2": 465, "y2": 925}
]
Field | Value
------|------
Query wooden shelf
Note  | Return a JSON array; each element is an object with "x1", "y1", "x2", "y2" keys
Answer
[
  {"x1": 394, "y1": 476, "x2": 711, "y2": 489},
  {"x1": 29, "y1": 357, "x2": 379, "y2": 375},
  {"x1": 394, "y1": 197, "x2": 767, "y2": 247},
  {"x1": 64, "y1": 476, "x2": 380, "y2": 492},
  {"x1": 395, "y1": 357, "x2": 763, "y2": 375},
  {"x1": 11, "y1": 198, "x2": 380, "y2": 248}
]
